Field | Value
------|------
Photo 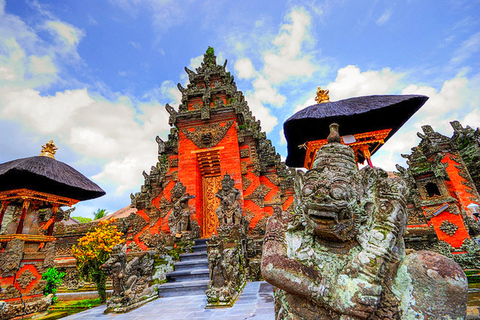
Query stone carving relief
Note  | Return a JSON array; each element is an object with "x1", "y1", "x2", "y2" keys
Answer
[
  {"x1": 261, "y1": 131, "x2": 468, "y2": 320},
  {"x1": 180, "y1": 121, "x2": 234, "y2": 149},
  {"x1": 240, "y1": 148, "x2": 249, "y2": 158},
  {"x1": 440, "y1": 220, "x2": 459, "y2": 236},
  {"x1": 16, "y1": 269, "x2": 36, "y2": 289},
  {"x1": 160, "y1": 181, "x2": 195, "y2": 236},
  {"x1": 215, "y1": 174, "x2": 242, "y2": 226},
  {"x1": 246, "y1": 184, "x2": 270, "y2": 208},
  {"x1": 206, "y1": 236, "x2": 246, "y2": 307},
  {"x1": 0, "y1": 239, "x2": 24, "y2": 276},
  {"x1": 102, "y1": 244, "x2": 155, "y2": 313}
]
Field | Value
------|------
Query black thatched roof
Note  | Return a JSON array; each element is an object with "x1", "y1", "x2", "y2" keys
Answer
[
  {"x1": 284, "y1": 94, "x2": 429, "y2": 167},
  {"x1": 0, "y1": 156, "x2": 105, "y2": 201}
]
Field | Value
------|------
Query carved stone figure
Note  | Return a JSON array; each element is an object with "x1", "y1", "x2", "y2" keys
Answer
[
  {"x1": 215, "y1": 174, "x2": 242, "y2": 226},
  {"x1": 206, "y1": 236, "x2": 245, "y2": 307},
  {"x1": 102, "y1": 244, "x2": 155, "y2": 313},
  {"x1": 261, "y1": 130, "x2": 468, "y2": 320},
  {"x1": 164, "y1": 181, "x2": 194, "y2": 236}
]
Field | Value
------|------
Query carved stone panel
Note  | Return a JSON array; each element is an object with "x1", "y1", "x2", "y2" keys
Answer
[
  {"x1": 440, "y1": 220, "x2": 459, "y2": 236},
  {"x1": 180, "y1": 121, "x2": 234, "y2": 149},
  {"x1": 203, "y1": 175, "x2": 222, "y2": 238},
  {"x1": 240, "y1": 148, "x2": 249, "y2": 158},
  {"x1": 16, "y1": 269, "x2": 37, "y2": 289},
  {"x1": 246, "y1": 184, "x2": 271, "y2": 208}
]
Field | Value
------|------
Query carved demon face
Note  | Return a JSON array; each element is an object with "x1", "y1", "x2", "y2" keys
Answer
[{"x1": 297, "y1": 167, "x2": 361, "y2": 242}]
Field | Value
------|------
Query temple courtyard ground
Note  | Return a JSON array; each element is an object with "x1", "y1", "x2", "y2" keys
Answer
[
  {"x1": 50, "y1": 281, "x2": 480, "y2": 319},
  {"x1": 60, "y1": 281, "x2": 274, "y2": 320}
]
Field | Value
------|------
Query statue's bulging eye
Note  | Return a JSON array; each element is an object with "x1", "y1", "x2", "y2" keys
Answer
[{"x1": 331, "y1": 187, "x2": 345, "y2": 200}]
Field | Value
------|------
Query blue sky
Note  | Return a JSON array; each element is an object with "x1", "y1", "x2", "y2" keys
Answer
[{"x1": 1, "y1": 0, "x2": 479, "y2": 218}]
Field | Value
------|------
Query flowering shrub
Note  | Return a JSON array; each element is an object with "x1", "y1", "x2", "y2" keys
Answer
[
  {"x1": 71, "y1": 219, "x2": 124, "y2": 303},
  {"x1": 41, "y1": 267, "x2": 65, "y2": 303}
]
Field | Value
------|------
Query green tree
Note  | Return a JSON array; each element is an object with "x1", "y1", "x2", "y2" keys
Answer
[
  {"x1": 41, "y1": 267, "x2": 65, "y2": 303},
  {"x1": 71, "y1": 219, "x2": 124, "y2": 303},
  {"x1": 93, "y1": 208, "x2": 109, "y2": 220}
]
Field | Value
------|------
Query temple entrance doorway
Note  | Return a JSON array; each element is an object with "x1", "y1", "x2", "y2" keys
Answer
[{"x1": 196, "y1": 148, "x2": 222, "y2": 238}]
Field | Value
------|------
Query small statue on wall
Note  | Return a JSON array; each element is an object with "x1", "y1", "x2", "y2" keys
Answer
[
  {"x1": 164, "y1": 181, "x2": 195, "y2": 236},
  {"x1": 261, "y1": 124, "x2": 468, "y2": 320},
  {"x1": 215, "y1": 173, "x2": 242, "y2": 226}
]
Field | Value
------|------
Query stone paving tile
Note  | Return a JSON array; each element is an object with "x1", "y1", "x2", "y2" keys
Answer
[{"x1": 62, "y1": 281, "x2": 274, "y2": 320}]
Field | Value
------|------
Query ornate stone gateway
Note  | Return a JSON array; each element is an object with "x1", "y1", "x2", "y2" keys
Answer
[{"x1": 130, "y1": 47, "x2": 294, "y2": 245}]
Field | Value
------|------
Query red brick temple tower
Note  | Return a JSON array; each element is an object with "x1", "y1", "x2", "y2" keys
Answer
[{"x1": 130, "y1": 48, "x2": 294, "y2": 248}]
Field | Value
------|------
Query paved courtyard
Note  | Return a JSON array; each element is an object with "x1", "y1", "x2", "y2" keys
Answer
[{"x1": 62, "y1": 281, "x2": 275, "y2": 320}]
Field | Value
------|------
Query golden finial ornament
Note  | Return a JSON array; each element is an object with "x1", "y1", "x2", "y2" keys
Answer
[
  {"x1": 39, "y1": 140, "x2": 58, "y2": 159},
  {"x1": 315, "y1": 87, "x2": 330, "y2": 104}
]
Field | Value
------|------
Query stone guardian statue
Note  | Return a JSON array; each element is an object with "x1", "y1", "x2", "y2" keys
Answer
[{"x1": 261, "y1": 124, "x2": 468, "y2": 320}]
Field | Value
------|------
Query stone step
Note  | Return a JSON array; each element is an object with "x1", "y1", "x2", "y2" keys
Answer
[
  {"x1": 180, "y1": 251, "x2": 207, "y2": 261},
  {"x1": 166, "y1": 268, "x2": 209, "y2": 282},
  {"x1": 156, "y1": 279, "x2": 209, "y2": 298},
  {"x1": 174, "y1": 259, "x2": 209, "y2": 271},
  {"x1": 193, "y1": 244, "x2": 207, "y2": 252},
  {"x1": 195, "y1": 238, "x2": 209, "y2": 246}
]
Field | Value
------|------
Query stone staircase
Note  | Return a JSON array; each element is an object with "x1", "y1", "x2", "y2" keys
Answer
[{"x1": 157, "y1": 238, "x2": 209, "y2": 297}]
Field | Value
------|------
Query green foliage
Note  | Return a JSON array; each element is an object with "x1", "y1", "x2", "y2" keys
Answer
[
  {"x1": 206, "y1": 46, "x2": 214, "y2": 55},
  {"x1": 42, "y1": 267, "x2": 65, "y2": 304},
  {"x1": 93, "y1": 208, "x2": 109, "y2": 220},
  {"x1": 70, "y1": 298, "x2": 102, "y2": 308},
  {"x1": 72, "y1": 219, "x2": 124, "y2": 303},
  {"x1": 72, "y1": 216, "x2": 92, "y2": 224}
]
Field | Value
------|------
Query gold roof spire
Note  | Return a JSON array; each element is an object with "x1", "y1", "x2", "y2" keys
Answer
[
  {"x1": 40, "y1": 140, "x2": 58, "y2": 159},
  {"x1": 315, "y1": 87, "x2": 330, "y2": 104}
]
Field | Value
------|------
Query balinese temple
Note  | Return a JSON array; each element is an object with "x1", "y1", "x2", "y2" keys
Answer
[
  {"x1": 284, "y1": 87, "x2": 428, "y2": 169},
  {"x1": 398, "y1": 122, "x2": 480, "y2": 259},
  {"x1": 0, "y1": 141, "x2": 105, "y2": 319},
  {"x1": 129, "y1": 47, "x2": 294, "y2": 249}
]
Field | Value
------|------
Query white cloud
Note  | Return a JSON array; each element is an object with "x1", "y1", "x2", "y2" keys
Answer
[
  {"x1": 293, "y1": 95, "x2": 316, "y2": 113},
  {"x1": 30, "y1": 55, "x2": 56, "y2": 74},
  {"x1": 450, "y1": 32, "x2": 480, "y2": 66},
  {"x1": 327, "y1": 65, "x2": 402, "y2": 100},
  {"x1": 373, "y1": 74, "x2": 480, "y2": 171},
  {"x1": 45, "y1": 21, "x2": 84, "y2": 48},
  {"x1": 376, "y1": 9, "x2": 392, "y2": 26},
  {"x1": 279, "y1": 128, "x2": 286, "y2": 145},
  {"x1": 264, "y1": 9, "x2": 316, "y2": 84},
  {"x1": 251, "y1": 76, "x2": 286, "y2": 107},
  {"x1": 92, "y1": 156, "x2": 150, "y2": 195},
  {"x1": 228, "y1": 8, "x2": 318, "y2": 133},
  {"x1": 234, "y1": 58, "x2": 256, "y2": 79}
]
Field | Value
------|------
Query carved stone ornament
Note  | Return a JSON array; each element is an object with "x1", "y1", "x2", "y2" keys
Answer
[
  {"x1": 440, "y1": 220, "x2": 459, "y2": 236},
  {"x1": 240, "y1": 148, "x2": 249, "y2": 158},
  {"x1": 16, "y1": 269, "x2": 37, "y2": 289},
  {"x1": 215, "y1": 174, "x2": 242, "y2": 226},
  {"x1": 162, "y1": 181, "x2": 195, "y2": 235},
  {"x1": 102, "y1": 244, "x2": 156, "y2": 313},
  {"x1": 206, "y1": 236, "x2": 246, "y2": 307},
  {"x1": 242, "y1": 177, "x2": 252, "y2": 191},
  {"x1": 0, "y1": 239, "x2": 24, "y2": 275},
  {"x1": 246, "y1": 184, "x2": 270, "y2": 208},
  {"x1": 261, "y1": 126, "x2": 469, "y2": 320},
  {"x1": 180, "y1": 121, "x2": 234, "y2": 149}
]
